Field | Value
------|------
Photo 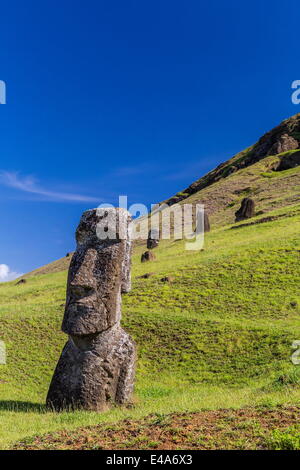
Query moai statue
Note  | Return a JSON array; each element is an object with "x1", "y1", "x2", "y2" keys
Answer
[
  {"x1": 235, "y1": 198, "x2": 255, "y2": 222},
  {"x1": 203, "y1": 211, "x2": 210, "y2": 233},
  {"x1": 46, "y1": 208, "x2": 136, "y2": 411},
  {"x1": 147, "y1": 229, "x2": 159, "y2": 249},
  {"x1": 141, "y1": 251, "x2": 156, "y2": 262},
  {"x1": 195, "y1": 208, "x2": 211, "y2": 234}
]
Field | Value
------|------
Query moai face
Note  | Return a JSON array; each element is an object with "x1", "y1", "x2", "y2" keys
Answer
[{"x1": 62, "y1": 208, "x2": 132, "y2": 336}]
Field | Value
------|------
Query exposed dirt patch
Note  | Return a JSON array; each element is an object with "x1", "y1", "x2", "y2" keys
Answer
[{"x1": 13, "y1": 406, "x2": 300, "y2": 450}]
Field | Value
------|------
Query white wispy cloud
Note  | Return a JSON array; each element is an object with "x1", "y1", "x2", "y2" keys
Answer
[
  {"x1": 0, "y1": 171, "x2": 100, "y2": 203},
  {"x1": 0, "y1": 264, "x2": 23, "y2": 283}
]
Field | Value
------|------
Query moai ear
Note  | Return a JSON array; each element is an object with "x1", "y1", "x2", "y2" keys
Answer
[
  {"x1": 120, "y1": 210, "x2": 132, "y2": 293},
  {"x1": 121, "y1": 236, "x2": 132, "y2": 293}
]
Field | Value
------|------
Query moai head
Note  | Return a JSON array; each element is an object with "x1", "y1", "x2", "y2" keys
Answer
[
  {"x1": 148, "y1": 228, "x2": 159, "y2": 241},
  {"x1": 147, "y1": 228, "x2": 159, "y2": 249},
  {"x1": 235, "y1": 198, "x2": 255, "y2": 221},
  {"x1": 62, "y1": 208, "x2": 132, "y2": 336},
  {"x1": 195, "y1": 209, "x2": 210, "y2": 234}
]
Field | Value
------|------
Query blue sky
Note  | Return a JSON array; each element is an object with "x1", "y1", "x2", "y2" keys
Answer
[{"x1": 0, "y1": 0, "x2": 299, "y2": 279}]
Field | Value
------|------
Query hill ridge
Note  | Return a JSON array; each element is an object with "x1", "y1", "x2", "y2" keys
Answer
[{"x1": 164, "y1": 112, "x2": 300, "y2": 206}]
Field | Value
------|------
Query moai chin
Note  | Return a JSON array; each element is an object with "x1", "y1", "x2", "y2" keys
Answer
[{"x1": 46, "y1": 208, "x2": 136, "y2": 411}]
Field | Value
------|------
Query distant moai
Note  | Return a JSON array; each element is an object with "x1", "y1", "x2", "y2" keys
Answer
[
  {"x1": 204, "y1": 211, "x2": 210, "y2": 233},
  {"x1": 46, "y1": 208, "x2": 136, "y2": 411},
  {"x1": 141, "y1": 250, "x2": 156, "y2": 262},
  {"x1": 195, "y1": 208, "x2": 210, "y2": 233},
  {"x1": 235, "y1": 198, "x2": 255, "y2": 222},
  {"x1": 147, "y1": 229, "x2": 159, "y2": 249}
]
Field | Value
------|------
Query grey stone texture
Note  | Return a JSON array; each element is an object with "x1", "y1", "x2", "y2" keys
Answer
[
  {"x1": 235, "y1": 198, "x2": 255, "y2": 222},
  {"x1": 141, "y1": 250, "x2": 156, "y2": 262},
  {"x1": 147, "y1": 229, "x2": 159, "y2": 249},
  {"x1": 47, "y1": 208, "x2": 136, "y2": 411},
  {"x1": 275, "y1": 149, "x2": 300, "y2": 171}
]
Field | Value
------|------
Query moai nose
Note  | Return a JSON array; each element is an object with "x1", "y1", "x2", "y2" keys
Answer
[
  {"x1": 69, "y1": 284, "x2": 95, "y2": 301},
  {"x1": 68, "y1": 248, "x2": 98, "y2": 300}
]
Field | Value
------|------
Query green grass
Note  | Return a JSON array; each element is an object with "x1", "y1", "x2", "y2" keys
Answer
[
  {"x1": 0, "y1": 200, "x2": 299, "y2": 449},
  {"x1": 266, "y1": 426, "x2": 300, "y2": 450}
]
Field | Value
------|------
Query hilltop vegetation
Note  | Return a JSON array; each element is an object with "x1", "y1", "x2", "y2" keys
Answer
[{"x1": 0, "y1": 114, "x2": 300, "y2": 449}]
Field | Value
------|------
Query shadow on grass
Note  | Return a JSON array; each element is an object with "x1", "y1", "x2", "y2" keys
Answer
[{"x1": 0, "y1": 400, "x2": 46, "y2": 413}]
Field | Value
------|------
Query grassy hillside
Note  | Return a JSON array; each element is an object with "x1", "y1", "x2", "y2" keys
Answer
[
  {"x1": 161, "y1": 151, "x2": 300, "y2": 230},
  {"x1": 1, "y1": 115, "x2": 300, "y2": 449},
  {"x1": 0, "y1": 199, "x2": 299, "y2": 449},
  {"x1": 164, "y1": 112, "x2": 300, "y2": 207},
  {"x1": 23, "y1": 253, "x2": 73, "y2": 279}
]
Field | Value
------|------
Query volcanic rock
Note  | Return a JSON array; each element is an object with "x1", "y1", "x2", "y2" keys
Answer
[
  {"x1": 141, "y1": 251, "x2": 156, "y2": 262},
  {"x1": 235, "y1": 198, "x2": 255, "y2": 222},
  {"x1": 46, "y1": 208, "x2": 136, "y2": 411}
]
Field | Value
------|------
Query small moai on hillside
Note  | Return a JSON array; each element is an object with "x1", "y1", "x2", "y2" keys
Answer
[
  {"x1": 46, "y1": 208, "x2": 136, "y2": 411},
  {"x1": 235, "y1": 198, "x2": 255, "y2": 222},
  {"x1": 204, "y1": 211, "x2": 210, "y2": 233},
  {"x1": 147, "y1": 228, "x2": 159, "y2": 249},
  {"x1": 141, "y1": 250, "x2": 156, "y2": 262},
  {"x1": 195, "y1": 208, "x2": 210, "y2": 233}
]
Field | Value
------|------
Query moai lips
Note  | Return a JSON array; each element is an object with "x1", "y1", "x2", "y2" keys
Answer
[{"x1": 46, "y1": 208, "x2": 136, "y2": 411}]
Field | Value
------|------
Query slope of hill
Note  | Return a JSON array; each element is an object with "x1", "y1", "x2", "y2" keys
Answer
[
  {"x1": 23, "y1": 253, "x2": 73, "y2": 279},
  {"x1": 165, "y1": 112, "x2": 300, "y2": 207},
  {"x1": 0, "y1": 203, "x2": 299, "y2": 449},
  {"x1": 0, "y1": 115, "x2": 300, "y2": 450},
  {"x1": 23, "y1": 113, "x2": 300, "y2": 281}
]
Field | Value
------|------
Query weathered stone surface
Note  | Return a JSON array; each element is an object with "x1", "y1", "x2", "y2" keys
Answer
[
  {"x1": 47, "y1": 325, "x2": 135, "y2": 411},
  {"x1": 147, "y1": 229, "x2": 159, "y2": 249},
  {"x1": 267, "y1": 134, "x2": 298, "y2": 156},
  {"x1": 47, "y1": 208, "x2": 136, "y2": 411},
  {"x1": 275, "y1": 150, "x2": 300, "y2": 171},
  {"x1": 141, "y1": 251, "x2": 156, "y2": 262},
  {"x1": 62, "y1": 209, "x2": 132, "y2": 336},
  {"x1": 204, "y1": 211, "x2": 210, "y2": 233},
  {"x1": 235, "y1": 198, "x2": 255, "y2": 222},
  {"x1": 195, "y1": 209, "x2": 210, "y2": 233}
]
